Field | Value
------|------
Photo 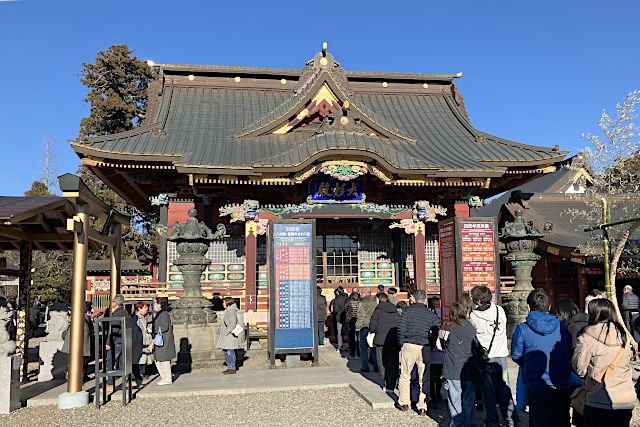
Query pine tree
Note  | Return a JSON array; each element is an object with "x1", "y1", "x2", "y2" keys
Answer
[
  {"x1": 79, "y1": 44, "x2": 154, "y2": 137},
  {"x1": 24, "y1": 181, "x2": 54, "y2": 197},
  {"x1": 78, "y1": 44, "x2": 158, "y2": 260}
]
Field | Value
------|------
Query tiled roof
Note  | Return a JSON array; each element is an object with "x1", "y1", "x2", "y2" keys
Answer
[{"x1": 71, "y1": 51, "x2": 567, "y2": 176}]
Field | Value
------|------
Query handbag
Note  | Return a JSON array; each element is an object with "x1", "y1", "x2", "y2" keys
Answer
[
  {"x1": 366, "y1": 332, "x2": 375, "y2": 347},
  {"x1": 153, "y1": 330, "x2": 164, "y2": 347},
  {"x1": 570, "y1": 344, "x2": 627, "y2": 416},
  {"x1": 231, "y1": 323, "x2": 243, "y2": 337}
]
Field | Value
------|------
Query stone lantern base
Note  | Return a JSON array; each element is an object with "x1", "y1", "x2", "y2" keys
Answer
[{"x1": 501, "y1": 290, "x2": 530, "y2": 338}]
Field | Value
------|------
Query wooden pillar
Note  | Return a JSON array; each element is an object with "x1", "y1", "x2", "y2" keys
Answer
[
  {"x1": 245, "y1": 220, "x2": 257, "y2": 311},
  {"x1": 109, "y1": 223, "x2": 122, "y2": 308},
  {"x1": 413, "y1": 221, "x2": 427, "y2": 291},
  {"x1": 158, "y1": 204, "x2": 168, "y2": 282},
  {"x1": 18, "y1": 239, "x2": 32, "y2": 380},
  {"x1": 577, "y1": 265, "x2": 588, "y2": 312},
  {"x1": 544, "y1": 256, "x2": 554, "y2": 303},
  {"x1": 68, "y1": 204, "x2": 88, "y2": 393}
]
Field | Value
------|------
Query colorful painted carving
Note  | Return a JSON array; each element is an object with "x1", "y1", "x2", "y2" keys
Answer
[
  {"x1": 389, "y1": 219, "x2": 416, "y2": 234},
  {"x1": 413, "y1": 200, "x2": 447, "y2": 222},
  {"x1": 468, "y1": 196, "x2": 483, "y2": 208},
  {"x1": 261, "y1": 203, "x2": 318, "y2": 217},
  {"x1": 256, "y1": 219, "x2": 268, "y2": 235},
  {"x1": 320, "y1": 163, "x2": 368, "y2": 181},
  {"x1": 219, "y1": 199, "x2": 260, "y2": 222},
  {"x1": 292, "y1": 161, "x2": 394, "y2": 185},
  {"x1": 150, "y1": 193, "x2": 169, "y2": 206}
]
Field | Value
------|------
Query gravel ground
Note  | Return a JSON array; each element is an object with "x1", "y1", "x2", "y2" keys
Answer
[{"x1": 3, "y1": 387, "x2": 639, "y2": 427}]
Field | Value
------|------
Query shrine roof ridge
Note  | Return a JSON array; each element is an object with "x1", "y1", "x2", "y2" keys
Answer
[{"x1": 157, "y1": 63, "x2": 459, "y2": 82}]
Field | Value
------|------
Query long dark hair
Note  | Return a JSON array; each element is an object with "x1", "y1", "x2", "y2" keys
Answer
[
  {"x1": 554, "y1": 298, "x2": 579, "y2": 323},
  {"x1": 588, "y1": 299, "x2": 627, "y2": 348},
  {"x1": 446, "y1": 302, "x2": 467, "y2": 327}
]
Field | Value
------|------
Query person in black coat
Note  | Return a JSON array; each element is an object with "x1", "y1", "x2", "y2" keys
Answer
[
  {"x1": 369, "y1": 292, "x2": 399, "y2": 391},
  {"x1": 316, "y1": 287, "x2": 327, "y2": 347},
  {"x1": 106, "y1": 294, "x2": 129, "y2": 390},
  {"x1": 554, "y1": 298, "x2": 588, "y2": 349},
  {"x1": 331, "y1": 287, "x2": 348, "y2": 351},
  {"x1": 440, "y1": 302, "x2": 477, "y2": 426}
]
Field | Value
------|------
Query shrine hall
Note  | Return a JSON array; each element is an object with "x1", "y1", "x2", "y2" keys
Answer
[{"x1": 70, "y1": 44, "x2": 568, "y2": 310}]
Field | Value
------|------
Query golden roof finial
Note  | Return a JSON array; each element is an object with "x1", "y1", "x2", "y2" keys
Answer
[{"x1": 322, "y1": 42, "x2": 327, "y2": 54}]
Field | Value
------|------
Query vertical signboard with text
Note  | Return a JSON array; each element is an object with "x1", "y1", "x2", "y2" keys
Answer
[
  {"x1": 438, "y1": 217, "x2": 500, "y2": 322},
  {"x1": 268, "y1": 220, "x2": 318, "y2": 366}
]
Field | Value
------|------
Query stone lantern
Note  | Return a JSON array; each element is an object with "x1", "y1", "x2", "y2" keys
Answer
[
  {"x1": 499, "y1": 208, "x2": 552, "y2": 337},
  {"x1": 157, "y1": 208, "x2": 226, "y2": 324}
]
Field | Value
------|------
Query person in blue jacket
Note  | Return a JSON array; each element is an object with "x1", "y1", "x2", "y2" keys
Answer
[{"x1": 511, "y1": 288, "x2": 572, "y2": 427}]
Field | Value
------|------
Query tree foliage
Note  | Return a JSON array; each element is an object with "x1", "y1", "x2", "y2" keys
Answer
[
  {"x1": 567, "y1": 90, "x2": 640, "y2": 338},
  {"x1": 570, "y1": 90, "x2": 640, "y2": 273},
  {"x1": 78, "y1": 44, "x2": 158, "y2": 260},
  {"x1": 79, "y1": 44, "x2": 154, "y2": 137},
  {"x1": 24, "y1": 181, "x2": 54, "y2": 197}
]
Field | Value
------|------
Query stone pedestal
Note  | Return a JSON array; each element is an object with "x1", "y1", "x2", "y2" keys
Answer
[
  {"x1": 501, "y1": 291, "x2": 531, "y2": 338},
  {"x1": 285, "y1": 354, "x2": 301, "y2": 368},
  {"x1": 499, "y1": 208, "x2": 551, "y2": 338},
  {"x1": 38, "y1": 340, "x2": 65, "y2": 382},
  {"x1": 172, "y1": 322, "x2": 222, "y2": 370},
  {"x1": 0, "y1": 355, "x2": 21, "y2": 414}
]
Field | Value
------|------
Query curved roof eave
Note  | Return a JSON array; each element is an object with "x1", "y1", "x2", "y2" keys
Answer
[{"x1": 70, "y1": 140, "x2": 183, "y2": 163}]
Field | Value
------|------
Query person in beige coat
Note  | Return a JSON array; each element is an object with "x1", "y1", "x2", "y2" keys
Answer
[{"x1": 572, "y1": 298, "x2": 635, "y2": 427}]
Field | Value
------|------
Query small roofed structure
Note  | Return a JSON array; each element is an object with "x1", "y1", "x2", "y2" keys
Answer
[
  {"x1": 479, "y1": 154, "x2": 640, "y2": 310},
  {"x1": 0, "y1": 174, "x2": 130, "y2": 409}
]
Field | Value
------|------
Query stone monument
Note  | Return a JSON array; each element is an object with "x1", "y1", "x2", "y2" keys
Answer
[
  {"x1": 38, "y1": 307, "x2": 68, "y2": 382},
  {"x1": 499, "y1": 208, "x2": 552, "y2": 337},
  {"x1": 0, "y1": 307, "x2": 20, "y2": 414},
  {"x1": 157, "y1": 208, "x2": 226, "y2": 361}
]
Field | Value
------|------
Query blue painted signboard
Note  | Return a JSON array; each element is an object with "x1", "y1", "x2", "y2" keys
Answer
[
  {"x1": 272, "y1": 223, "x2": 315, "y2": 350},
  {"x1": 309, "y1": 177, "x2": 364, "y2": 203}
]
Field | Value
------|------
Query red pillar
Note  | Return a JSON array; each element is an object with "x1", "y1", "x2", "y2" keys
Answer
[
  {"x1": 245, "y1": 220, "x2": 258, "y2": 311},
  {"x1": 413, "y1": 221, "x2": 427, "y2": 291},
  {"x1": 454, "y1": 203, "x2": 470, "y2": 218}
]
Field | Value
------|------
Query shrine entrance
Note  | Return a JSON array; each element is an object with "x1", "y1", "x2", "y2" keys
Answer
[{"x1": 315, "y1": 232, "x2": 359, "y2": 287}]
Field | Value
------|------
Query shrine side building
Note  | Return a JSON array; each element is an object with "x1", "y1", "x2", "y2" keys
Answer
[{"x1": 70, "y1": 46, "x2": 567, "y2": 310}]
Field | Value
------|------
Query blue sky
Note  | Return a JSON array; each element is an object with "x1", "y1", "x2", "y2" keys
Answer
[{"x1": 0, "y1": 0, "x2": 638, "y2": 196}]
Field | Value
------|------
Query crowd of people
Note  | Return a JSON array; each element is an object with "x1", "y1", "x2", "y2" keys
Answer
[{"x1": 321, "y1": 285, "x2": 639, "y2": 427}]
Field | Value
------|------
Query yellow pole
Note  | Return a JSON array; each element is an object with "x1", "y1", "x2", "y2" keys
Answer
[
  {"x1": 109, "y1": 223, "x2": 122, "y2": 312},
  {"x1": 68, "y1": 204, "x2": 88, "y2": 393}
]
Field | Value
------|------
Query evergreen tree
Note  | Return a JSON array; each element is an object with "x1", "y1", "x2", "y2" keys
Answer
[
  {"x1": 24, "y1": 181, "x2": 54, "y2": 197},
  {"x1": 78, "y1": 44, "x2": 158, "y2": 260},
  {"x1": 79, "y1": 44, "x2": 154, "y2": 136}
]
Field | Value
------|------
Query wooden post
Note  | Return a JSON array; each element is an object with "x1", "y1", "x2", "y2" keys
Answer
[
  {"x1": 245, "y1": 220, "x2": 258, "y2": 311},
  {"x1": 68, "y1": 204, "x2": 88, "y2": 393},
  {"x1": 577, "y1": 265, "x2": 588, "y2": 312},
  {"x1": 109, "y1": 223, "x2": 122, "y2": 309},
  {"x1": 18, "y1": 240, "x2": 32, "y2": 380},
  {"x1": 413, "y1": 221, "x2": 427, "y2": 291},
  {"x1": 544, "y1": 256, "x2": 554, "y2": 304}
]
